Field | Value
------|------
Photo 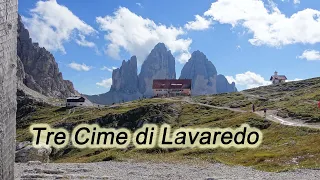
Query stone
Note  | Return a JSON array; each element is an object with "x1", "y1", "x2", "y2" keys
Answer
[
  {"x1": 26, "y1": 161, "x2": 42, "y2": 166},
  {"x1": 16, "y1": 56, "x2": 25, "y2": 82},
  {"x1": 138, "y1": 43, "x2": 176, "y2": 97},
  {"x1": 16, "y1": 141, "x2": 31, "y2": 151},
  {"x1": 0, "y1": 0, "x2": 18, "y2": 179},
  {"x1": 15, "y1": 142, "x2": 52, "y2": 163},
  {"x1": 180, "y1": 50, "x2": 237, "y2": 95}
]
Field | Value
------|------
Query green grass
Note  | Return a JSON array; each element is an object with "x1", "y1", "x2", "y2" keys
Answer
[
  {"x1": 49, "y1": 107, "x2": 320, "y2": 172},
  {"x1": 17, "y1": 79, "x2": 320, "y2": 172},
  {"x1": 192, "y1": 92, "x2": 250, "y2": 108},
  {"x1": 17, "y1": 98, "x2": 173, "y2": 141},
  {"x1": 193, "y1": 78, "x2": 320, "y2": 122}
]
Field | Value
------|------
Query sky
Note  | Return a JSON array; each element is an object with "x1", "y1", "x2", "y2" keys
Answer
[{"x1": 19, "y1": 0, "x2": 320, "y2": 95}]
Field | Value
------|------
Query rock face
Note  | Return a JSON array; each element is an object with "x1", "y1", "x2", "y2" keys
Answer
[
  {"x1": 111, "y1": 56, "x2": 139, "y2": 93},
  {"x1": 16, "y1": 89, "x2": 51, "y2": 124},
  {"x1": 17, "y1": 15, "x2": 78, "y2": 98},
  {"x1": 180, "y1": 51, "x2": 236, "y2": 95},
  {"x1": 0, "y1": 1, "x2": 18, "y2": 178},
  {"x1": 138, "y1": 43, "x2": 176, "y2": 97},
  {"x1": 17, "y1": 56, "x2": 25, "y2": 82},
  {"x1": 86, "y1": 56, "x2": 142, "y2": 105},
  {"x1": 15, "y1": 141, "x2": 52, "y2": 163},
  {"x1": 87, "y1": 43, "x2": 176, "y2": 104},
  {"x1": 216, "y1": 75, "x2": 237, "y2": 93},
  {"x1": 87, "y1": 44, "x2": 237, "y2": 105}
]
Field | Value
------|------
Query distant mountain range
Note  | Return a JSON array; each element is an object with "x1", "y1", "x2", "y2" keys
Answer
[
  {"x1": 16, "y1": 16, "x2": 236, "y2": 104},
  {"x1": 86, "y1": 43, "x2": 237, "y2": 105}
]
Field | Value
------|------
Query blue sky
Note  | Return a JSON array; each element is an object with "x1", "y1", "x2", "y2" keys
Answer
[{"x1": 19, "y1": 0, "x2": 320, "y2": 95}]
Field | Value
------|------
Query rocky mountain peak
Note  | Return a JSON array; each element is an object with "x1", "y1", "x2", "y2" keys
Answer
[
  {"x1": 191, "y1": 50, "x2": 205, "y2": 58},
  {"x1": 17, "y1": 15, "x2": 78, "y2": 98},
  {"x1": 110, "y1": 56, "x2": 139, "y2": 93},
  {"x1": 87, "y1": 44, "x2": 237, "y2": 105},
  {"x1": 85, "y1": 56, "x2": 141, "y2": 105},
  {"x1": 180, "y1": 50, "x2": 235, "y2": 95},
  {"x1": 180, "y1": 50, "x2": 217, "y2": 82},
  {"x1": 153, "y1": 42, "x2": 167, "y2": 51},
  {"x1": 138, "y1": 43, "x2": 176, "y2": 96}
]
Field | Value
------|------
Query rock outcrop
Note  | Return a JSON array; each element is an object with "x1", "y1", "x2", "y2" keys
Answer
[
  {"x1": 15, "y1": 141, "x2": 52, "y2": 163},
  {"x1": 180, "y1": 51, "x2": 236, "y2": 95},
  {"x1": 138, "y1": 43, "x2": 176, "y2": 97},
  {"x1": 86, "y1": 56, "x2": 142, "y2": 105},
  {"x1": 16, "y1": 89, "x2": 51, "y2": 124},
  {"x1": 17, "y1": 15, "x2": 78, "y2": 98},
  {"x1": 17, "y1": 56, "x2": 25, "y2": 82}
]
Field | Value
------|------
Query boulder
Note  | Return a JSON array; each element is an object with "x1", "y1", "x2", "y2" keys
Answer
[{"x1": 15, "y1": 141, "x2": 52, "y2": 163}]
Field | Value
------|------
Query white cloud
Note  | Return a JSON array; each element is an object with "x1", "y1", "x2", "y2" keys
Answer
[
  {"x1": 280, "y1": 0, "x2": 300, "y2": 5},
  {"x1": 203, "y1": 0, "x2": 320, "y2": 47},
  {"x1": 185, "y1": 15, "x2": 212, "y2": 30},
  {"x1": 101, "y1": 66, "x2": 117, "y2": 72},
  {"x1": 22, "y1": 0, "x2": 97, "y2": 53},
  {"x1": 226, "y1": 71, "x2": 271, "y2": 89},
  {"x1": 298, "y1": 50, "x2": 320, "y2": 61},
  {"x1": 236, "y1": 45, "x2": 241, "y2": 50},
  {"x1": 68, "y1": 62, "x2": 92, "y2": 71},
  {"x1": 96, "y1": 78, "x2": 112, "y2": 89},
  {"x1": 136, "y1": 3, "x2": 143, "y2": 8},
  {"x1": 177, "y1": 52, "x2": 191, "y2": 64},
  {"x1": 96, "y1": 7, "x2": 192, "y2": 64},
  {"x1": 75, "y1": 34, "x2": 95, "y2": 48},
  {"x1": 227, "y1": 71, "x2": 303, "y2": 89}
]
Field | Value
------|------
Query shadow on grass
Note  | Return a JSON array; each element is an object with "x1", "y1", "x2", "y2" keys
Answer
[{"x1": 54, "y1": 107, "x2": 68, "y2": 112}]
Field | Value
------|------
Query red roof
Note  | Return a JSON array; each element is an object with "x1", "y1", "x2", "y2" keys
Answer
[
  {"x1": 152, "y1": 79, "x2": 192, "y2": 89},
  {"x1": 270, "y1": 75, "x2": 287, "y2": 81}
]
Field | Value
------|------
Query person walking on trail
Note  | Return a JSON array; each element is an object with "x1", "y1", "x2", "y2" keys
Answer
[
  {"x1": 252, "y1": 104, "x2": 255, "y2": 112},
  {"x1": 318, "y1": 101, "x2": 320, "y2": 109},
  {"x1": 263, "y1": 108, "x2": 267, "y2": 119}
]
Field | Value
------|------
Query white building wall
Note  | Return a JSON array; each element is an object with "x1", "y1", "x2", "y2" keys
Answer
[{"x1": 66, "y1": 102, "x2": 84, "y2": 107}]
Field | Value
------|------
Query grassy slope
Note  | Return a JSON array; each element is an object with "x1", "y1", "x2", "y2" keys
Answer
[
  {"x1": 194, "y1": 77, "x2": 320, "y2": 122},
  {"x1": 17, "y1": 78, "x2": 320, "y2": 172}
]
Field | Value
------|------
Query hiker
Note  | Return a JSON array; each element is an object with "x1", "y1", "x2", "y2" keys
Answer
[
  {"x1": 263, "y1": 108, "x2": 267, "y2": 118},
  {"x1": 318, "y1": 101, "x2": 320, "y2": 109},
  {"x1": 252, "y1": 104, "x2": 255, "y2": 112}
]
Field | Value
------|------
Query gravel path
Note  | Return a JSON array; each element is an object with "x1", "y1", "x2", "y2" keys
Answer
[
  {"x1": 255, "y1": 110, "x2": 320, "y2": 129},
  {"x1": 15, "y1": 161, "x2": 320, "y2": 180},
  {"x1": 168, "y1": 97, "x2": 320, "y2": 130}
]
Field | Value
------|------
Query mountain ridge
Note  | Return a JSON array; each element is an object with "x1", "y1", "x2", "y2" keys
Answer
[
  {"x1": 86, "y1": 43, "x2": 237, "y2": 105},
  {"x1": 17, "y1": 15, "x2": 78, "y2": 99}
]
